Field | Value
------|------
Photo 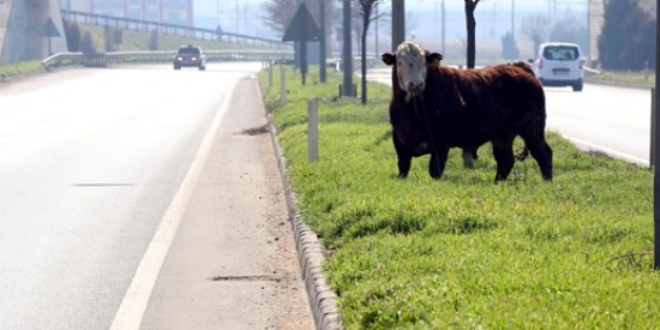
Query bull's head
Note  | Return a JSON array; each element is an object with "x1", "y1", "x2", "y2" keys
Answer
[{"x1": 381, "y1": 41, "x2": 443, "y2": 102}]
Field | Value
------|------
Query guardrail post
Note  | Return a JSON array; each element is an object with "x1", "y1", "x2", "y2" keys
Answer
[
  {"x1": 280, "y1": 64, "x2": 286, "y2": 106},
  {"x1": 308, "y1": 98, "x2": 319, "y2": 163},
  {"x1": 652, "y1": 87, "x2": 657, "y2": 168}
]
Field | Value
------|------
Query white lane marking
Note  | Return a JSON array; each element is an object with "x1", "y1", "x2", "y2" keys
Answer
[
  {"x1": 109, "y1": 81, "x2": 237, "y2": 330},
  {"x1": 558, "y1": 132, "x2": 649, "y2": 166}
]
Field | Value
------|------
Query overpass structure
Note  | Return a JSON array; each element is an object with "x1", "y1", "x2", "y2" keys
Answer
[{"x1": 0, "y1": 0, "x2": 67, "y2": 63}]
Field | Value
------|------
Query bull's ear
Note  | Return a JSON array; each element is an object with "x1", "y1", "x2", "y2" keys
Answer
[
  {"x1": 381, "y1": 53, "x2": 396, "y2": 66},
  {"x1": 426, "y1": 52, "x2": 443, "y2": 64}
]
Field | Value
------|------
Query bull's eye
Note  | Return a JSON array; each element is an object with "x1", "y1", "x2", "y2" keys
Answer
[{"x1": 397, "y1": 60, "x2": 402, "y2": 66}]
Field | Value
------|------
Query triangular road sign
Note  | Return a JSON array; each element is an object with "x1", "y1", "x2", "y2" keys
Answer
[
  {"x1": 40, "y1": 18, "x2": 61, "y2": 38},
  {"x1": 282, "y1": 3, "x2": 320, "y2": 42}
]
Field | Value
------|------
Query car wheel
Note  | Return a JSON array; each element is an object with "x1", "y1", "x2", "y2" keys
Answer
[
  {"x1": 199, "y1": 66, "x2": 205, "y2": 71},
  {"x1": 174, "y1": 66, "x2": 180, "y2": 70},
  {"x1": 572, "y1": 79, "x2": 583, "y2": 92}
]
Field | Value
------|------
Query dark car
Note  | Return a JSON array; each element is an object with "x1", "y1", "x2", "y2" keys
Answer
[{"x1": 173, "y1": 45, "x2": 206, "y2": 71}]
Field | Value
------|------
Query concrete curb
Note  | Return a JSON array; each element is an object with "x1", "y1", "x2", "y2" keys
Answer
[
  {"x1": 256, "y1": 83, "x2": 344, "y2": 330},
  {"x1": 265, "y1": 122, "x2": 344, "y2": 330}
]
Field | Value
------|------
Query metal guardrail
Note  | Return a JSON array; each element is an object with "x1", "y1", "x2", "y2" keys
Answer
[
  {"x1": 41, "y1": 49, "x2": 295, "y2": 70},
  {"x1": 61, "y1": 9, "x2": 290, "y2": 50},
  {"x1": 584, "y1": 66, "x2": 601, "y2": 74}
]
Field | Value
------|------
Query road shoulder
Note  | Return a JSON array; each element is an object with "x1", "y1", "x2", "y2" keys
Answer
[{"x1": 139, "y1": 76, "x2": 314, "y2": 330}]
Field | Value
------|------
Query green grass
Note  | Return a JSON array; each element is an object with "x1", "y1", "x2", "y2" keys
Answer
[
  {"x1": 0, "y1": 61, "x2": 43, "y2": 78},
  {"x1": 586, "y1": 70, "x2": 655, "y2": 88},
  {"x1": 260, "y1": 66, "x2": 659, "y2": 329}
]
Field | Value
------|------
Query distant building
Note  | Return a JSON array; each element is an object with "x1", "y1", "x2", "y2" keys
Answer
[{"x1": 59, "y1": 0, "x2": 193, "y2": 26}]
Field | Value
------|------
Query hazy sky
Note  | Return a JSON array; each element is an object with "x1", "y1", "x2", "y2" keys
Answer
[
  {"x1": 192, "y1": 0, "x2": 589, "y2": 42},
  {"x1": 192, "y1": 0, "x2": 585, "y2": 18}
]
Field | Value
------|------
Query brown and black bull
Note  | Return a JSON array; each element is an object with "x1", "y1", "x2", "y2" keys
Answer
[{"x1": 381, "y1": 41, "x2": 553, "y2": 181}]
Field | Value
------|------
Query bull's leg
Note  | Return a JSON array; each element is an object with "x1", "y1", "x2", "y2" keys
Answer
[
  {"x1": 393, "y1": 135, "x2": 413, "y2": 178},
  {"x1": 519, "y1": 132, "x2": 553, "y2": 181},
  {"x1": 429, "y1": 146, "x2": 449, "y2": 179},
  {"x1": 491, "y1": 135, "x2": 516, "y2": 181}
]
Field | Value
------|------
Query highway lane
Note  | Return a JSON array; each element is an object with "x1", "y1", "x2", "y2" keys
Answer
[
  {"x1": 0, "y1": 63, "x2": 263, "y2": 329},
  {"x1": 544, "y1": 84, "x2": 650, "y2": 164},
  {"x1": 367, "y1": 67, "x2": 652, "y2": 165}
]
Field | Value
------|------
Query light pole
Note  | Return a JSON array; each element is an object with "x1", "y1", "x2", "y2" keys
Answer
[{"x1": 375, "y1": 4, "x2": 379, "y2": 57}]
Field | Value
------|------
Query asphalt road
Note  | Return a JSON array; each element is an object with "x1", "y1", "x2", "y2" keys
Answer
[
  {"x1": 367, "y1": 67, "x2": 652, "y2": 165},
  {"x1": 0, "y1": 63, "x2": 313, "y2": 330}
]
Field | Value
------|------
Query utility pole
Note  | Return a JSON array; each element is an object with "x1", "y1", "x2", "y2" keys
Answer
[
  {"x1": 235, "y1": 0, "x2": 239, "y2": 34},
  {"x1": 375, "y1": 4, "x2": 379, "y2": 57},
  {"x1": 442, "y1": 0, "x2": 446, "y2": 54},
  {"x1": 511, "y1": 0, "x2": 515, "y2": 40},
  {"x1": 434, "y1": 1, "x2": 438, "y2": 47},
  {"x1": 586, "y1": 0, "x2": 591, "y2": 66},
  {"x1": 392, "y1": 0, "x2": 405, "y2": 51},
  {"x1": 654, "y1": 0, "x2": 660, "y2": 271}
]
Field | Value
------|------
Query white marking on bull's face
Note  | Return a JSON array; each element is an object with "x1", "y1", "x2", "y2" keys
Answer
[{"x1": 395, "y1": 41, "x2": 428, "y2": 102}]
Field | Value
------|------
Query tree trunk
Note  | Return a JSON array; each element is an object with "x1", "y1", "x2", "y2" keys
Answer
[
  {"x1": 465, "y1": 3, "x2": 476, "y2": 69},
  {"x1": 361, "y1": 28, "x2": 368, "y2": 104}
]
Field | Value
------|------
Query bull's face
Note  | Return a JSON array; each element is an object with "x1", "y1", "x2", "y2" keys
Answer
[{"x1": 381, "y1": 41, "x2": 443, "y2": 102}]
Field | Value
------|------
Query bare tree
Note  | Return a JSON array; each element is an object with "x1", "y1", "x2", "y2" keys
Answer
[
  {"x1": 522, "y1": 14, "x2": 550, "y2": 57},
  {"x1": 353, "y1": 0, "x2": 387, "y2": 104},
  {"x1": 464, "y1": 0, "x2": 481, "y2": 69}
]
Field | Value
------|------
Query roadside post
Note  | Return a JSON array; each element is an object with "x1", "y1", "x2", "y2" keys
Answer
[
  {"x1": 652, "y1": 88, "x2": 656, "y2": 168},
  {"x1": 308, "y1": 98, "x2": 319, "y2": 163},
  {"x1": 280, "y1": 64, "x2": 286, "y2": 106},
  {"x1": 268, "y1": 60, "x2": 273, "y2": 88}
]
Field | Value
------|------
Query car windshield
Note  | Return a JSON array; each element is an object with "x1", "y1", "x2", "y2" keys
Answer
[
  {"x1": 178, "y1": 47, "x2": 200, "y2": 55},
  {"x1": 542, "y1": 46, "x2": 579, "y2": 61}
]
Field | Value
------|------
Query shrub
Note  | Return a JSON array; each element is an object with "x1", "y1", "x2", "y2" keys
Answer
[
  {"x1": 63, "y1": 20, "x2": 81, "y2": 52},
  {"x1": 80, "y1": 31, "x2": 97, "y2": 54},
  {"x1": 148, "y1": 29, "x2": 159, "y2": 51}
]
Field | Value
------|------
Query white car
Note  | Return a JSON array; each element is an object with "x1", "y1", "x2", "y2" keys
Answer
[{"x1": 533, "y1": 42, "x2": 584, "y2": 92}]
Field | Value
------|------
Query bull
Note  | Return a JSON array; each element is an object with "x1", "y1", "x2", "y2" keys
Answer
[{"x1": 381, "y1": 41, "x2": 553, "y2": 181}]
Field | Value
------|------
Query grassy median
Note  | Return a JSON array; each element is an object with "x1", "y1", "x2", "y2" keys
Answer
[
  {"x1": 259, "y1": 65, "x2": 658, "y2": 329},
  {"x1": 0, "y1": 60, "x2": 43, "y2": 78}
]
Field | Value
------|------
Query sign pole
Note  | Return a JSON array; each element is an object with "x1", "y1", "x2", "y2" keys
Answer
[
  {"x1": 342, "y1": 0, "x2": 352, "y2": 97},
  {"x1": 281, "y1": 3, "x2": 320, "y2": 86}
]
